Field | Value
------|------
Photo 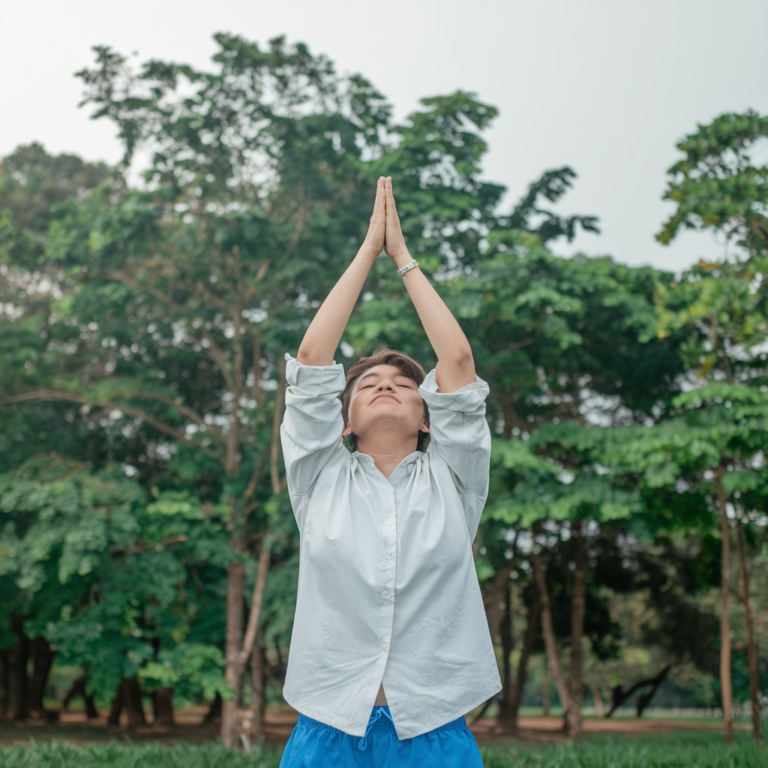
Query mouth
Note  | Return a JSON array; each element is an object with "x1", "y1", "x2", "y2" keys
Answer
[{"x1": 372, "y1": 394, "x2": 400, "y2": 403}]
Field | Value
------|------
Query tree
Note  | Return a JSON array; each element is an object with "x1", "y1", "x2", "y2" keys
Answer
[
  {"x1": 0, "y1": 33, "x2": 519, "y2": 744},
  {"x1": 655, "y1": 109, "x2": 768, "y2": 745}
]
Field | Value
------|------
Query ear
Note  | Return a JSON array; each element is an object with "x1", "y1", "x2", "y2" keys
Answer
[
  {"x1": 342, "y1": 422, "x2": 352, "y2": 437},
  {"x1": 419, "y1": 422, "x2": 430, "y2": 434}
]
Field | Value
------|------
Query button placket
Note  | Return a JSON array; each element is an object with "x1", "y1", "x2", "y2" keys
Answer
[{"x1": 379, "y1": 490, "x2": 397, "y2": 655}]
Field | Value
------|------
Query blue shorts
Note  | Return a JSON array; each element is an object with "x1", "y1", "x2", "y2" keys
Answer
[{"x1": 278, "y1": 705, "x2": 484, "y2": 767}]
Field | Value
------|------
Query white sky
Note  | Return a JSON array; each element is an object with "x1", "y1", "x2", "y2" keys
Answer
[{"x1": 2, "y1": 0, "x2": 767, "y2": 273}]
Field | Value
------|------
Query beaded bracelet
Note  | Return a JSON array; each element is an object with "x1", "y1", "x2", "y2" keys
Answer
[{"x1": 397, "y1": 259, "x2": 419, "y2": 277}]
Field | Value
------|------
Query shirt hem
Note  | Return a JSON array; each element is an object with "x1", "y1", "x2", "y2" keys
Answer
[
  {"x1": 392, "y1": 681, "x2": 503, "y2": 740},
  {"x1": 284, "y1": 679, "x2": 503, "y2": 740}
]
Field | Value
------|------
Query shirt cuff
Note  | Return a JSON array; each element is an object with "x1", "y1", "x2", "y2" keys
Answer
[
  {"x1": 285, "y1": 353, "x2": 347, "y2": 396},
  {"x1": 418, "y1": 369, "x2": 490, "y2": 412}
]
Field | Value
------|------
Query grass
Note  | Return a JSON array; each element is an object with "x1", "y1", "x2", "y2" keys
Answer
[
  {"x1": 478, "y1": 736, "x2": 765, "y2": 768},
  {"x1": 0, "y1": 739, "x2": 283, "y2": 768},
  {"x1": 0, "y1": 730, "x2": 765, "y2": 768}
]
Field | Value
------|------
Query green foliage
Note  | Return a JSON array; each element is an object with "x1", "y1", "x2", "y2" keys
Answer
[
  {"x1": 139, "y1": 642, "x2": 228, "y2": 701},
  {"x1": 657, "y1": 110, "x2": 768, "y2": 256},
  {"x1": 1, "y1": 31, "x2": 767, "y2": 723},
  {"x1": 0, "y1": 456, "x2": 232, "y2": 701}
]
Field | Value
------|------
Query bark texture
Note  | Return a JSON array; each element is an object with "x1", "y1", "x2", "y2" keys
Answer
[
  {"x1": 152, "y1": 686, "x2": 175, "y2": 727},
  {"x1": 7, "y1": 629, "x2": 30, "y2": 721},
  {"x1": 122, "y1": 677, "x2": 147, "y2": 726},
  {"x1": 28, "y1": 636, "x2": 56, "y2": 718},
  {"x1": 498, "y1": 591, "x2": 540, "y2": 732},
  {"x1": 247, "y1": 628, "x2": 266, "y2": 743},
  {"x1": 222, "y1": 557, "x2": 246, "y2": 747},
  {"x1": 0, "y1": 649, "x2": 10, "y2": 719},
  {"x1": 496, "y1": 581, "x2": 514, "y2": 726},
  {"x1": 202, "y1": 692, "x2": 223, "y2": 724},
  {"x1": 714, "y1": 467, "x2": 734, "y2": 744},
  {"x1": 565, "y1": 520, "x2": 587, "y2": 738},
  {"x1": 532, "y1": 550, "x2": 571, "y2": 726},
  {"x1": 735, "y1": 517, "x2": 763, "y2": 746},
  {"x1": 107, "y1": 685, "x2": 124, "y2": 726}
]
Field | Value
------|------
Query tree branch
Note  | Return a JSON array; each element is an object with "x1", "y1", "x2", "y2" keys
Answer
[
  {"x1": 131, "y1": 390, "x2": 222, "y2": 438},
  {"x1": 1, "y1": 388, "x2": 220, "y2": 459},
  {"x1": 238, "y1": 537, "x2": 272, "y2": 670}
]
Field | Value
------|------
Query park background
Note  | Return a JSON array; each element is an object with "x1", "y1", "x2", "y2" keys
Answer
[{"x1": 1, "y1": 0, "x2": 767, "y2": 764}]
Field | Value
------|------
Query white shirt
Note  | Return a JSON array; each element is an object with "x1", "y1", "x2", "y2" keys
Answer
[{"x1": 279, "y1": 353, "x2": 501, "y2": 740}]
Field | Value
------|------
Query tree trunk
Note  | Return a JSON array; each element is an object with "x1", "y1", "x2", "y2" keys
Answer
[
  {"x1": 84, "y1": 690, "x2": 99, "y2": 719},
  {"x1": 591, "y1": 686, "x2": 605, "y2": 717},
  {"x1": 64, "y1": 675, "x2": 99, "y2": 718},
  {"x1": 496, "y1": 581, "x2": 514, "y2": 726},
  {"x1": 222, "y1": 557, "x2": 246, "y2": 747},
  {"x1": 735, "y1": 517, "x2": 763, "y2": 746},
  {"x1": 248, "y1": 627, "x2": 266, "y2": 744},
  {"x1": 122, "y1": 677, "x2": 147, "y2": 726},
  {"x1": 636, "y1": 665, "x2": 671, "y2": 717},
  {"x1": 202, "y1": 692, "x2": 222, "y2": 725},
  {"x1": 542, "y1": 668, "x2": 551, "y2": 716},
  {"x1": 532, "y1": 550, "x2": 571, "y2": 728},
  {"x1": 714, "y1": 467, "x2": 734, "y2": 744},
  {"x1": 499, "y1": 590, "x2": 540, "y2": 732},
  {"x1": 221, "y1": 355, "x2": 283, "y2": 748},
  {"x1": 483, "y1": 560, "x2": 516, "y2": 646},
  {"x1": 152, "y1": 686, "x2": 175, "y2": 727},
  {"x1": 565, "y1": 520, "x2": 587, "y2": 739},
  {"x1": 7, "y1": 626, "x2": 30, "y2": 721},
  {"x1": 28, "y1": 636, "x2": 56, "y2": 718},
  {"x1": 606, "y1": 665, "x2": 671, "y2": 717},
  {"x1": 107, "y1": 684, "x2": 124, "y2": 726},
  {"x1": 0, "y1": 648, "x2": 10, "y2": 719}
]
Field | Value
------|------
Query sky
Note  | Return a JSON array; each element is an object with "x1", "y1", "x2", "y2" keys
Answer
[{"x1": 2, "y1": 0, "x2": 767, "y2": 273}]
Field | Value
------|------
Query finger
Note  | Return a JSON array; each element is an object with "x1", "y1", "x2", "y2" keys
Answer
[
  {"x1": 372, "y1": 177, "x2": 383, "y2": 218},
  {"x1": 386, "y1": 177, "x2": 399, "y2": 218}
]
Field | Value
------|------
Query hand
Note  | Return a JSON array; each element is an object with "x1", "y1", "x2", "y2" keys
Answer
[
  {"x1": 360, "y1": 177, "x2": 386, "y2": 258},
  {"x1": 383, "y1": 177, "x2": 410, "y2": 265}
]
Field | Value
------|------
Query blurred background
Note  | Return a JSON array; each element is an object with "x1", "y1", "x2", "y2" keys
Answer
[{"x1": 1, "y1": 0, "x2": 767, "y2": 762}]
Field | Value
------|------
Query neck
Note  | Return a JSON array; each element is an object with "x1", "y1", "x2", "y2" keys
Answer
[{"x1": 356, "y1": 432, "x2": 420, "y2": 479}]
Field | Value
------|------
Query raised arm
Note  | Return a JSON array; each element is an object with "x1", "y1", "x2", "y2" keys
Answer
[
  {"x1": 383, "y1": 177, "x2": 475, "y2": 393},
  {"x1": 297, "y1": 177, "x2": 386, "y2": 367}
]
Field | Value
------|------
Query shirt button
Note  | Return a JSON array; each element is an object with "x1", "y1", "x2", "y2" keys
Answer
[
  {"x1": 382, "y1": 590, "x2": 390, "y2": 599},
  {"x1": 382, "y1": 642, "x2": 389, "y2": 651}
]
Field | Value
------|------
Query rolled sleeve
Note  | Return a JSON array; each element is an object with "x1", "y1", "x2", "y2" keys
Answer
[
  {"x1": 280, "y1": 354, "x2": 348, "y2": 528},
  {"x1": 419, "y1": 370, "x2": 492, "y2": 540}
]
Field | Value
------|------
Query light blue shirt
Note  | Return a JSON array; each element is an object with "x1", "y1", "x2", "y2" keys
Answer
[{"x1": 279, "y1": 353, "x2": 501, "y2": 740}]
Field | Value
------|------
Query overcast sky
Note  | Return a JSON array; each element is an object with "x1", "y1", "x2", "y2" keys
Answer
[{"x1": 3, "y1": 0, "x2": 767, "y2": 273}]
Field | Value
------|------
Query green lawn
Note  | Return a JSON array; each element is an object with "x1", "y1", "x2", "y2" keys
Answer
[{"x1": 0, "y1": 731, "x2": 765, "y2": 768}]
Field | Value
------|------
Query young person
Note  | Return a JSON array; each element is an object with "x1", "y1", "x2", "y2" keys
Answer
[{"x1": 278, "y1": 177, "x2": 501, "y2": 766}]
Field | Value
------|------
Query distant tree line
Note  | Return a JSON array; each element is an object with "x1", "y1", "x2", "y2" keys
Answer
[{"x1": 0, "y1": 34, "x2": 766, "y2": 747}]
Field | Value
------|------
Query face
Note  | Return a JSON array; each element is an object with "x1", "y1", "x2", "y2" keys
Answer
[{"x1": 342, "y1": 364, "x2": 429, "y2": 444}]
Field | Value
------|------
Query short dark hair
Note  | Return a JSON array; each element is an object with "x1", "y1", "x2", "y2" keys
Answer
[{"x1": 340, "y1": 346, "x2": 431, "y2": 452}]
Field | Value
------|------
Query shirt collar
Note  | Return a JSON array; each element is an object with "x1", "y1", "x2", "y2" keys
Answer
[{"x1": 351, "y1": 450, "x2": 423, "y2": 466}]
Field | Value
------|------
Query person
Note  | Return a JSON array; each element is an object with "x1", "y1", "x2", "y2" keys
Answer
[{"x1": 278, "y1": 177, "x2": 501, "y2": 766}]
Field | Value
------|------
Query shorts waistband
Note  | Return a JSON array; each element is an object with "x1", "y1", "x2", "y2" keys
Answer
[{"x1": 297, "y1": 706, "x2": 467, "y2": 736}]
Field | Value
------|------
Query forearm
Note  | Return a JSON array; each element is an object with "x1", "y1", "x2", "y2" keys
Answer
[
  {"x1": 393, "y1": 251, "x2": 475, "y2": 387},
  {"x1": 297, "y1": 247, "x2": 378, "y2": 366}
]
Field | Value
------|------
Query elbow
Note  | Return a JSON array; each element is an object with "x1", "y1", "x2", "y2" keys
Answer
[
  {"x1": 297, "y1": 344, "x2": 331, "y2": 367},
  {"x1": 445, "y1": 343, "x2": 474, "y2": 371}
]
